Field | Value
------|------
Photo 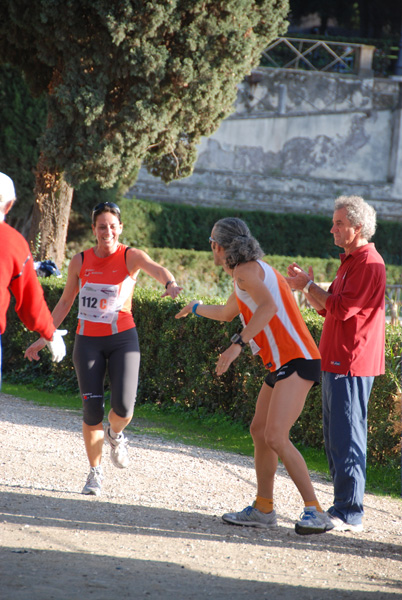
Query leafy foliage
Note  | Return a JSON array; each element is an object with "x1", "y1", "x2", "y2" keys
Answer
[
  {"x1": 68, "y1": 197, "x2": 402, "y2": 267},
  {"x1": 0, "y1": 0, "x2": 289, "y2": 188},
  {"x1": 129, "y1": 248, "x2": 401, "y2": 299},
  {"x1": 0, "y1": 65, "x2": 46, "y2": 226},
  {"x1": 289, "y1": 0, "x2": 402, "y2": 38}
]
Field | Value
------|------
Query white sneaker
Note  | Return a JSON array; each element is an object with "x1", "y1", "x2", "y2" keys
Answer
[
  {"x1": 105, "y1": 426, "x2": 129, "y2": 468},
  {"x1": 222, "y1": 504, "x2": 277, "y2": 528},
  {"x1": 82, "y1": 466, "x2": 103, "y2": 496},
  {"x1": 327, "y1": 514, "x2": 364, "y2": 532},
  {"x1": 295, "y1": 507, "x2": 335, "y2": 535}
]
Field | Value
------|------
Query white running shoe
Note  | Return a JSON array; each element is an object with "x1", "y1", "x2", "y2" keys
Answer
[
  {"x1": 82, "y1": 466, "x2": 103, "y2": 496},
  {"x1": 327, "y1": 514, "x2": 364, "y2": 532},
  {"x1": 105, "y1": 426, "x2": 129, "y2": 468}
]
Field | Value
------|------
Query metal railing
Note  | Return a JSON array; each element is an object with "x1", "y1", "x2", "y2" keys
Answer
[{"x1": 261, "y1": 37, "x2": 375, "y2": 77}]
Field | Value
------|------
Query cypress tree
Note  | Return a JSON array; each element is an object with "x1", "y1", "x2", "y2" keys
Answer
[{"x1": 0, "y1": 1, "x2": 289, "y2": 264}]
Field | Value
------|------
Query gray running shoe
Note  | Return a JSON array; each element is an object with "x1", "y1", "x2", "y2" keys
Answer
[
  {"x1": 295, "y1": 507, "x2": 334, "y2": 535},
  {"x1": 327, "y1": 514, "x2": 363, "y2": 532},
  {"x1": 105, "y1": 425, "x2": 129, "y2": 468},
  {"x1": 82, "y1": 467, "x2": 103, "y2": 496},
  {"x1": 222, "y1": 504, "x2": 277, "y2": 528}
]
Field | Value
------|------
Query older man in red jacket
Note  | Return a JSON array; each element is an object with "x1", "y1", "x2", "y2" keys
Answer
[
  {"x1": 0, "y1": 172, "x2": 66, "y2": 385},
  {"x1": 287, "y1": 195, "x2": 386, "y2": 535}
]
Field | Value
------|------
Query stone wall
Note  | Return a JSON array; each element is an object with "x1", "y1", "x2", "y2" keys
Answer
[{"x1": 130, "y1": 68, "x2": 402, "y2": 221}]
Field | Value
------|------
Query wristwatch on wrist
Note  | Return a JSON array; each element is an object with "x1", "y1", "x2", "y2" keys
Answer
[
  {"x1": 231, "y1": 333, "x2": 246, "y2": 348},
  {"x1": 303, "y1": 280, "x2": 313, "y2": 294}
]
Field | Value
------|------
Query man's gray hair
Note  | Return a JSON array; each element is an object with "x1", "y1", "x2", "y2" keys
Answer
[
  {"x1": 213, "y1": 217, "x2": 264, "y2": 269},
  {"x1": 334, "y1": 195, "x2": 377, "y2": 241}
]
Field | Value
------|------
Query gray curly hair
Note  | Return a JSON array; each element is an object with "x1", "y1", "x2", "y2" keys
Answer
[
  {"x1": 212, "y1": 217, "x2": 264, "y2": 269},
  {"x1": 334, "y1": 195, "x2": 376, "y2": 241}
]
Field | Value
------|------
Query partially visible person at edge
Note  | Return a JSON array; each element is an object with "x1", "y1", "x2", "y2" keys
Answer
[
  {"x1": 176, "y1": 217, "x2": 325, "y2": 535},
  {"x1": 25, "y1": 201, "x2": 182, "y2": 497},
  {"x1": 0, "y1": 172, "x2": 66, "y2": 387},
  {"x1": 287, "y1": 195, "x2": 386, "y2": 535}
]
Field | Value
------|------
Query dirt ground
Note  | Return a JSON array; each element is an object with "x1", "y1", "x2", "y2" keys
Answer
[{"x1": 0, "y1": 393, "x2": 401, "y2": 600}]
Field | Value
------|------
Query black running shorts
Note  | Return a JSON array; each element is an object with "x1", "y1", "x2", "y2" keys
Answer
[{"x1": 264, "y1": 358, "x2": 321, "y2": 389}]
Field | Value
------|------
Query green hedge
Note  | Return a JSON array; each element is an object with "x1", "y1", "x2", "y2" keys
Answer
[
  {"x1": 67, "y1": 197, "x2": 402, "y2": 266},
  {"x1": 3, "y1": 282, "x2": 401, "y2": 468},
  {"x1": 132, "y1": 248, "x2": 402, "y2": 298}
]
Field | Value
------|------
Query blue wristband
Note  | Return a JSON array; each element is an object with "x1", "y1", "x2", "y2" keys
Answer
[{"x1": 192, "y1": 303, "x2": 205, "y2": 318}]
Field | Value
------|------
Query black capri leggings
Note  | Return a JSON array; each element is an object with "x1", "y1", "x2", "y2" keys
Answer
[{"x1": 73, "y1": 328, "x2": 140, "y2": 426}]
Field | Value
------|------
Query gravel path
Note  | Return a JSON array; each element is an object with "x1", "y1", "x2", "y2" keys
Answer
[{"x1": 1, "y1": 393, "x2": 401, "y2": 599}]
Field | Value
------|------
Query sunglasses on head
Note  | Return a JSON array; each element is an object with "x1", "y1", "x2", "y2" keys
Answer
[{"x1": 92, "y1": 202, "x2": 121, "y2": 220}]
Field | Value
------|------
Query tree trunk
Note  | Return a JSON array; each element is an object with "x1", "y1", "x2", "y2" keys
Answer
[{"x1": 28, "y1": 153, "x2": 74, "y2": 268}]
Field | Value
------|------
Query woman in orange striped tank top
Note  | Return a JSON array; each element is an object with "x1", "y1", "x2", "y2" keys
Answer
[
  {"x1": 176, "y1": 217, "x2": 331, "y2": 535},
  {"x1": 25, "y1": 201, "x2": 182, "y2": 497}
]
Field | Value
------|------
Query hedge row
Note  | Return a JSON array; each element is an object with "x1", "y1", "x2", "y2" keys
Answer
[
  {"x1": 3, "y1": 283, "x2": 401, "y2": 468},
  {"x1": 64, "y1": 245, "x2": 402, "y2": 300},
  {"x1": 67, "y1": 197, "x2": 402, "y2": 266},
  {"x1": 130, "y1": 248, "x2": 402, "y2": 299}
]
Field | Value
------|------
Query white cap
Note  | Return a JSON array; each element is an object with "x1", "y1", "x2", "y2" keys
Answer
[{"x1": 0, "y1": 172, "x2": 16, "y2": 204}]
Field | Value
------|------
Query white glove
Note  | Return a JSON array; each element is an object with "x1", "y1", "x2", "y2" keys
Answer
[{"x1": 46, "y1": 329, "x2": 68, "y2": 363}]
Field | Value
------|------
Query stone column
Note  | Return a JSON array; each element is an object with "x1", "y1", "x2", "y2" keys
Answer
[{"x1": 356, "y1": 45, "x2": 375, "y2": 78}]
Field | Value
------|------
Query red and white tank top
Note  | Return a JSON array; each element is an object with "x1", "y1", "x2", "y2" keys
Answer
[
  {"x1": 76, "y1": 244, "x2": 136, "y2": 336},
  {"x1": 235, "y1": 260, "x2": 320, "y2": 371}
]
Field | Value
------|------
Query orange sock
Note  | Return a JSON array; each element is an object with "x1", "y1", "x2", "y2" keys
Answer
[
  {"x1": 304, "y1": 500, "x2": 323, "y2": 513},
  {"x1": 254, "y1": 495, "x2": 274, "y2": 513}
]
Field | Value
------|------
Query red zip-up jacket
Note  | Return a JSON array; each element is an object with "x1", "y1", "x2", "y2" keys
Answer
[
  {"x1": 318, "y1": 243, "x2": 385, "y2": 376},
  {"x1": 0, "y1": 222, "x2": 55, "y2": 339}
]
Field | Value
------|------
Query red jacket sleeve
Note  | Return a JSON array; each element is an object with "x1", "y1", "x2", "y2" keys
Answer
[
  {"x1": 9, "y1": 253, "x2": 55, "y2": 341},
  {"x1": 324, "y1": 256, "x2": 385, "y2": 322}
]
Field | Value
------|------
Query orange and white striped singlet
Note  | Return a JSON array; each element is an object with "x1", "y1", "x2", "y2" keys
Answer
[
  {"x1": 77, "y1": 244, "x2": 136, "y2": 336},
  {"x1": 235, "y1": 260, "x2": 320, "y2": 371}
]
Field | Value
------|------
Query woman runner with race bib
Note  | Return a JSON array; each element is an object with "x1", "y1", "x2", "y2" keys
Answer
[{"x1": 25, "y1": 201, "x2": 182, "y2": 496}]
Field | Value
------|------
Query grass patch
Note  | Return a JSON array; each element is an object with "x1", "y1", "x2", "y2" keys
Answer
[
  {"x1": 2, "y1": 380, "x2": 400, "y2": 498},
  {"x1": 131, "y1": 402, "x2": 254, "y2": 455},
  {"x1": 2, "y1": 381, "x2": 82, "y2": 411}
]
